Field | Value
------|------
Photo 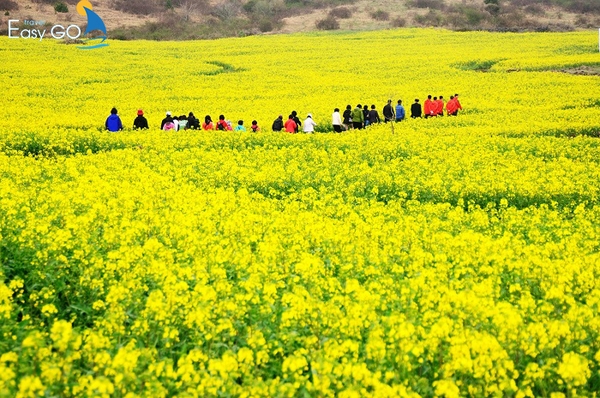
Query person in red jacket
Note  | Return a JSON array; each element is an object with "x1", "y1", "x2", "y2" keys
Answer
[
  {"x1": 436, "y1": 96, "x2": 445, "y2": 116},
  {"x1": 424, "y1": 95, "x2": 434, "y2": 118},
  {"x1": 453, "y1": 94, "x2": 463, "y2": 115},
  {"x1": 446, "y1": 96, "x2": 456, "y2": 116},
  {"x1": 284, "y1": 115, "x2": 297, "y2": 133}
]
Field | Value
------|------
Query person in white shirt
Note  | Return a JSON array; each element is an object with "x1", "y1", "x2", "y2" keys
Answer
[
  {"x1": 332, "y1": 108, "x2": 343, "y2": 133},
  {"x1": 303, "y1": 113, "x2": 317, "y2": 133}
]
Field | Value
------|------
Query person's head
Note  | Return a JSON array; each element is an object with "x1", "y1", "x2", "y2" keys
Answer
[
  {"x1": 278, "y1": 115, "x2": 283, "y2": 120},
  {"x1": 450, "y1": 95, "x2": 454, "y2": 100},
  {"x1": 455, "y1": 94, "x2": 459, "y2": 97},
  {"x1": 334, "y1": 108, "x2": 339, "y2": 113},
  {"x1": 288, "y1": 114, "x2": 293, "y2": 119},
  {"x1": 440, "y1": 96, "x2": 444, "y2": 100},
  {"x1": 252, "y1": 120, "x2": 257, "y2": 125},
  {"x1": 137, "y1": 109, "x2": 144, "y2": 116},
  {"x1": 387, "y1": 99, "x2": 392, "y2": 104},
  {"x1": 307, "y1": 113, "x2": 312, "y2": 118},
  {"x1": 363, "y1": 104, "x2": 368, "y2": 109},
  {"x1": 415, "y1": 99, "x2": 419, "y2": 103},
  {"x1": 398, "y1": 100, "x2": 402, "y2": 104},
  {"x1": 371, "y1": 105, "x2": 376, "y2": 109},
  {"x1": 179, "y1": 115, "x2": 186, "y2": 120},
  {"x1": 166, "y1": 111, "x2": 172, "y2": 117},
  {"x1": 189, "y1": 112, "x2": 194, "y2": 117},
  {"x1": 173, "y1": 116, "x2": 179, "y2": 120},
  {"x1": 356, "y1": 104, "x2": 361, "y2": 108},
  {"x1": 291, "y1": 110, "x2": 297, "y2": 117},
  {"x1": 205, "y1": 115, "x2": 211, "y2": 122},
  {"x1": 219, "y1": 115, "x2": 225, "y2": 120},
  {"x1": 111, "y1": 107, "x2": 118, "y2": 115},
  {"x1": 346, "y1": 105, "x2": 351, "y2": 110},
  {"x1": 238, "y1": 120, "x2": 243, "y2": 125},
  {"x1": 433, "y1": 97, "x2": 437, "y2": 101},
  {"x1": 428, "y1": 95, "x2": 432, "y2": 99}
]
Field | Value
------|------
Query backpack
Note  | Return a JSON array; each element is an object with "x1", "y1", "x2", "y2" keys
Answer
[{"x1": 272, "y1": 119, "x2": 283, "y2": 131}]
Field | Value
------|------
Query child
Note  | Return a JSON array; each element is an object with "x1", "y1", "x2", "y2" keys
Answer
[
  {"x1": 251, "y1": 120, "x2": 260, "y2": 132},
  {"x1": 234, "y1": 120, "x2": 246, "y2": 132}
]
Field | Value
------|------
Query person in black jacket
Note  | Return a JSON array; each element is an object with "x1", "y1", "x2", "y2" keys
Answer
[
  {"x1": 187, "y1": 112, "x2": 200, "y2": 129},
  {"x1": 291, "y1": 110, "x2": 301, "y2": 133},
  {"x1": 382, "y1": 100, "x2": 394, "y2": 123},
  {"x1": 411, "y1": 99, "x2": 422, "y2": 118},
  {"x1": 342, "y1": 105, "x2": 352, "y2": 129},
  {"x1": 272, "y1": 115, "x2": 284, "y2": 131},
  {"x1": 362, "y1": 104, "x2": 370, "y2": 127},
  {"x1": 133, "y1": 110, "x2": 149, "y2": 129},
  {"x1": 368, "y1": 105, "x2": 380, "y2": 125}
]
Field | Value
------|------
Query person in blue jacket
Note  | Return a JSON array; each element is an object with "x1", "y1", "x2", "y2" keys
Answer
[
  {"x1": 395, "y1": 100, "x2": 406, "y2": 122},
  {"x1": 105, "y1": 107, "x2": 123, "y2": 132}
]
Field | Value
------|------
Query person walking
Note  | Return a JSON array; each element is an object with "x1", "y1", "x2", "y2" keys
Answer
[
  {"x1": 368, "y1": 105, "x2": 380, "y2": 125},
  {"x1": 133, "y1": 109, "x2": 148, "y2": 130},
  {"x1": 351, "y1": 104, "x2": 364, "y2": 129},
  {"x1": 383, "y1": 99, "x2": 395, "y2": 123},
  {"x1": 436, "y1": 96, "x2": 445, "y2": 116},
  {"x1": 216, "y1": 115, "x2": 230, "y2": 131},
  {"x1": 453, "y1": 94, "x2": 463, "y2": 115},
  {"x1": 362, "y1": 104, "x2": 370, "y2": 127},
  {"x1": 105, "y1": 107, "x2": 123, "y2": 132},
  {"x1": 234, "y1": 120, "x2": 246, "y2": 132},
  {"x1": 342, "y1": 105, "x2": 352, "y2": 130},
  {"x1": 303, "y1": 114, "x2": 317, "y2": 133},
  {"x1": 272, "y1": 115, "x2": 284, "y2": 131},
  {"x1": 202, "y1": 115, "x2": 214, "y2": 130},
  {"x1": 188, "y1": 112, "x2": 199, "y2": 129},
  {"x1": 446, "y1": 96, "x2": 456, "y2": 116},
  {"x1": 411, "y1": 99, "x2": 422, "y2": 118},
  {"x1": 161, "y1": 111, "x2": 173, "y2": 130},
  {"x1": 284, "y1": 115, "x2": 297, "y2": 133},
  {"x1": 395, "y1": 100, "x2": 405, "y2": 122},
  {"x1": 424, "y1": 95, "x2": 434, "y2": 118},
  {"x1": 291, "y1": 111, "x2": 302, "y2": 133},
  {"x1": 332, "y1": 108, "x2": 343, "y2": 133}
]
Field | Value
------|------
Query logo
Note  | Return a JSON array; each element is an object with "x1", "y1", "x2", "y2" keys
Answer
[
  {"x1": 7, "y1": 0, "x2": 108, "y2": 50},
  {"x1": 76, "y1": 0, "x2": 108, "y2": 50}
]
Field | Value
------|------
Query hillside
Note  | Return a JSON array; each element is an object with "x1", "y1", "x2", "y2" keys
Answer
[{"x1": 1, "y1": 0, "x2": 599, "y2": 39}]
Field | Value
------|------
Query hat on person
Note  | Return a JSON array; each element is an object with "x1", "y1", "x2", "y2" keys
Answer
[
  {"x1": 137, "y1": 110, "x2": 144, "y2": 116},
  {"x1": 307, "y1": 113, "x2": 312, "y2": 118},
  {"x1": 166, "y1": 111, "x2": 172, "y2": 116}
]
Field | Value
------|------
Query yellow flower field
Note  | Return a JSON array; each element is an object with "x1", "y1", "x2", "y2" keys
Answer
[{"x1": 1, "y1": 29, "x2": 600, "y2": 397}]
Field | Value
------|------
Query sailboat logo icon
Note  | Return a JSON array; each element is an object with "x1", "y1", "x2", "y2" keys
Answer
[{"x1": 76, "y1": 0, "x2": 108, "y2": 50}]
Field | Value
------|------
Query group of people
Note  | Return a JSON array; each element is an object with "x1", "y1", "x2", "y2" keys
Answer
[
  {"x1": 106, "y1": 109, "x2": 260, "y2": 133},
  {"x1": 104, "y1": 94, "x2": 463, "y2": 133},
  {"x1": 329, "y1": 94, "x2": 463, "y2": 132}
]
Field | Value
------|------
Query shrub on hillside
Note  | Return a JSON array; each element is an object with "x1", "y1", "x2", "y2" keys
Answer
[
  {"x1": 414, "y1": 9, "x2": 444, "y2": 26},
  {"x1": 258, "y1": 18, "x2": 274, "y2": 32},
  {"x1": 114, "y1": 0, "x2": 160, "y2": 15},
  {"x1": 212, "y1": 0, "x2": 242, "y2": 21},
  {"x1": 371, "y1": 9, "x2": 390, "y2": 21},
  {"x1": 524, "y1": 4, "x2": 545, "y2": 15},
  {"x1": 54, "y1": 2, "x2": 69, "y2": 13},
  {"x1": 316, "y1": 16, "x2": 339, "y2": 30},
  {"x1": 329, "y1": 7, "x2": 352, "y2": 19},
  {"x1": 408, "y1": 0, "x2": 445, "y2": 10},
  {"x1": 566, "y1": 0, "x2": 600, "y2": 14},
  {"x1": 391, "y1": 17, "x2": 407, "y2": 27},
  {"x1": 0, "y1": 0, "x2": 17, "y2": 10}
]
